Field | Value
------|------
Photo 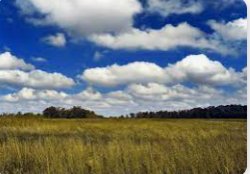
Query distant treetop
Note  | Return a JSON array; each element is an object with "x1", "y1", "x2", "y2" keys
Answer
[{"x1": 127, "y1": 105, "x2": 247, "y2": 119}]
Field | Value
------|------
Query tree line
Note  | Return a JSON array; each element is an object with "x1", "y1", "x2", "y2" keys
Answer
[
  {"x1": 0, "y1": 106, "x2": 102, "y2": 119},
  {"x1": 0, "y1": 105, "x2": 247, "y2": 119},
  {"x1": 124, "y1": 105, "x2": 247, "y2": 119},
  {"x1": 42, "y1": 106, "x2": 102, "y2": 118}
]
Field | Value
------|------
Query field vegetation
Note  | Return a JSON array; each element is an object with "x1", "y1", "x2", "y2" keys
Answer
[{"x1": 0, "y1": 117, "x2": 246, "y2": 174}]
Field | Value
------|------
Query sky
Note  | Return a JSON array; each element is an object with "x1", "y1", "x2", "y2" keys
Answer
[{"x1": 0, "y1": 0, "x2": 247, "y2": 116}]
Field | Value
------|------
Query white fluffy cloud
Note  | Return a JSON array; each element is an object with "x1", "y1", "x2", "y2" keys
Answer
[
  {"x1": 3, "y1": 53, "x2": 243, "y2": 115},
  {"x1": 127, "y1": 83, "x2": 223, "y2": 102},
  {"x1": 208, "y1": 18, "x2": 247, "y2": 41},
  {"x1": 82, "y1": 61, "x2": 166, "y2": 86},
  {"x1": 0, "y1": 52, "x2": 34, "y2": 70},
  {"x1": 81, "y1": 54, "x2": 244, "y2": 87},
  {"x1": 124, "y1": 83, "x2": 246, "y2": 114},
  {"x1": 3, "y1": 88, "x2": 68, "y2": 102},
  {"x1": 107, "y1": 90, "x2": 132, "y2": 101},
  {"x1": 75, "y1": 87, "x2": 102, "y2": 100},
  {"x1": 42, "y1": 33, "x2": 66, "y2": 47},
  {"x1": 0, "y1": 82, "x2": 246, "y2": 116},
  {"x1": 128, "y1": 83, "x2": 168, "y2": 95},
  {"x1": 0, "y1": 70, "x2": 75, "y2": 89},
  {"x1": 15, "y1": 0, "x2": 245, "y2": 55},
  {"x1": 105, "y1": 90, "x2": 134, "y2": 106},
  {"x1": 147, "y1": 0, "x2": 203, "y2": 17},
  {"x1": 0, "y1": 52, "x2": 246, "y2": 115},
  {"x1": 165, "y1": 54, "x2": 242, "y2": 86},
  {"x1": 90, "y1": 17, "x2": 246, "y2": 55},
  {"x1": 16, "y1": 0, "x2": 142, "y2": 36},
  {"x1": 90, "y1": 22, "x2": 229, "y2": 54},
  {"x1": 0, "y1": 52, "x2": 75, "y2": 89}
]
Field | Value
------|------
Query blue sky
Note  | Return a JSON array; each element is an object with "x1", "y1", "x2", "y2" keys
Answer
[{"x1": 0, "y1": 0, "x2": 247, "y2": 116}]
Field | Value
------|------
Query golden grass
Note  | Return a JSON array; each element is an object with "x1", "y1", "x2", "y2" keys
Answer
[{"x1": 0, "y1": 117, "x2": 246, "y2": 174}]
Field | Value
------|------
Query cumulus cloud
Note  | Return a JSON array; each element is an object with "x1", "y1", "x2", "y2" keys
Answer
[
  {"x1": 128, "y1": 83, "x2": 168, "y2": 95},
  {"x1": 0, "y1": 53, "x2": 241, "y2": 116},
  {"x1": 15, "y1": 0, "x2": 142, "y2": 36},
  {"x1": 15, "y1": 0, "x2": 245, "y2": 55},
  {"x1": 0, "y1": 83, "x2": 246, "y2": 116},
  {"x1": 0, "y1": 87, "x2": 134, "y2": 115},
  {"x1": 0, "y1": 52, "x2": 75, "y2": 89},
  {"x1": 90, "y1": 22, "x2": 230, "y2": 54},
  {"x1": 75, "y1": 87, "x2": 102, "y2": 100},
  {"x1": 208, "y1": 18, "x2": 247, "y2": 41},
  {"x1": 81, "y1": 54, "x2": 244, "y2": 87},
  {"x1": 164, "y1": 54, "x2": 242, "y2": 86},
  {"x1": 0, "y1": 52, "x2": 34, "y2": 71},
  {"x1": 147, "y1": 0, "x2": 203, "y2": 17},
  {"x1": 127, "y1": 83, "x2": 223, "y2": 102},
  {"x1": 107, "y1": 90, "x2": 132, "y2": 101},
  {"x1": 42, "y1": 33, "x2": 66, "y2": 47},
  {"x1": 82, "y1": 61, "x2": 166, "y2": 86},
  {"x1": 0, "y1": 70, "x2": 75, "y2": 89},
  {"x1": 125, "y1": 83, "x2": 246, "y2": 114},
  {"x1": 105, "y1": 90, "x2": 134, "y2": 106},
  {"x1": 3, "y1": 88, "x2": 68, "y2": 102},
  {"x1": 0, "y1": 54, "x2": 246, "y2": 115}
]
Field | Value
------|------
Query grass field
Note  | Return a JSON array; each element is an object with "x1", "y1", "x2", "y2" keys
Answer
[{"x1": 0, "y1": 117, "x2": 246, "y2": 174}]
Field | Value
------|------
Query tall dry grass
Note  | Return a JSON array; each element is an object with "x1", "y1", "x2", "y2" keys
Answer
[{"x1": 0, "y1": 117, "x2": 246, "y2": 174}]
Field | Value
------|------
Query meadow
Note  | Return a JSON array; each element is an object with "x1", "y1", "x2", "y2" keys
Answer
[{"x1": 0, "y1": 117, "x2": 246, "y2": 174}]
